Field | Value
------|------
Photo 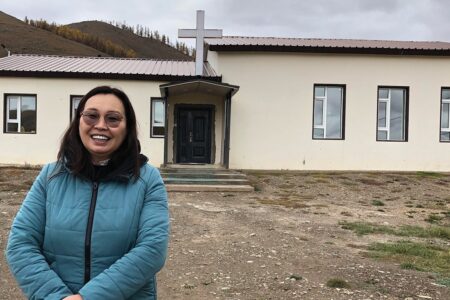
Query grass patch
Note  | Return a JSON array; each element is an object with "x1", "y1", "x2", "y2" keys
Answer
[
  {"x1": 326, "y1": 278, "x2": 350, "y2": 288},
  {"x1": 400, "y1": 262, "x2": 424, "y2": 271},
  {"x1": 339, "y1": 221, "x2": 396, "y2": 236},
  {"x1": 339, "y1": 221, "x2": 450, "y2": 240},
  {"x1": 314, "y1": 178, "x2": 330, "y2": 183},
  {"x1": 436, "y1": 277, "x2": 450, "y2": 287},
  {"x1": 257, "y1": 198, "x2": 309, "y2": 209},
  {"x1": 340, "y1": 180, "x2": 358, "y2": 186},
  {"x1": 371, "y1": 200, "x2": 385, "y2": 206},
  {"x1": 278, "y1": 183, "x2": 296, "y2": 189},
  {"x1": 416, "y1": 171, "x2": 445, "y2": 178},
  {"x1": 358, "y1": 178, "x2": 385, "y2": 186},
  {"x1": 367, "y1": 241, "x2": 450, "y2": 277},
  {"x1": 425, "y1": 213, "x2": 444, "y2": 224}
]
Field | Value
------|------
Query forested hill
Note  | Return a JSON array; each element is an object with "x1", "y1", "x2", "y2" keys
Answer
[
  {"x1": 0, "y1": 11, "x2": 107, "y2": 57},
  {"x1": 0, "y1": 11, "x2": 193, "y2": 60},
  {"x1": 68, "y1": 21, "x2": 192, "y2": 60}
]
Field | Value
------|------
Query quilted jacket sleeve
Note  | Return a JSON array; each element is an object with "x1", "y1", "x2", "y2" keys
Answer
[
  {"x1": 78, "y1": 165, "x2": 170, "y2": 299},
  {"x1": 5, "y1": 164, "x2": 74, "y2": 300}
]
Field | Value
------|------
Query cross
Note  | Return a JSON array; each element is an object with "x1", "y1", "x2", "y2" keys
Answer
[{"x1": 179, "y1": 10, "x2": 222, "y2": 76}]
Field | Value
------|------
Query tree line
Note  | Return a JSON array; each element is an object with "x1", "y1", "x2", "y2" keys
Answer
[
  {"x1": 24, "y1": 17, "x2": 194, "y2": 58},
  {"x1": 24, "y1": 18, "x2": 137, "y2": 58},
  {"x1": 106, "y1": 20, "x2": 194, "y2": 57}
]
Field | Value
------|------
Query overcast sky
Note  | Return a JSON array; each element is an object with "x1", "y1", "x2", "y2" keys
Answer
[{"x1": 1, "y1": 0, "x2": 449, "y2": 47}]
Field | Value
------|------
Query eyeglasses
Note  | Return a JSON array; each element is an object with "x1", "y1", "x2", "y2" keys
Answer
[{"x1": 80, "y1": 111, "x2": 124, "y2": 128}]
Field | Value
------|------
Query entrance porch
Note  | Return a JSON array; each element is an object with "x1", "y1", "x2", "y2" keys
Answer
[{"x1": 160, "y1": 79, "x2": 239, "y2": 169}]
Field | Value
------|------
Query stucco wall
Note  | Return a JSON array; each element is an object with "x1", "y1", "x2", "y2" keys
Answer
[
  {"x1": 213, "y1": 51, "x2": 450, "y2": 171},
  {"x1": 0, "y1": 78, "x2": 165, "y2": 166}
]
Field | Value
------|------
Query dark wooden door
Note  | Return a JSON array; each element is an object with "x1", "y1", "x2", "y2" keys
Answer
[{"x1": 177, "y1": 107, "x2": 212, "y2": 163}]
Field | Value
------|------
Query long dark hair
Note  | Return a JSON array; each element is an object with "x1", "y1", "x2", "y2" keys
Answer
[{"x1": 58, "y1": 86, "x2": 141, "y2": 178}]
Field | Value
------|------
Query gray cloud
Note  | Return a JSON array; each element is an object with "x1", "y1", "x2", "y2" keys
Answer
[{"x1": 1, "y1": 0, "x2": 449, "y2": 44}]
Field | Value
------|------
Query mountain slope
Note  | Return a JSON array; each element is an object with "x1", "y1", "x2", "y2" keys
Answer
[
  {"x1": 68, "y1": 21, "x2": 192, "y2": 60},
  {"x1": 0, "y1": 11, "x2": 107, "y2": 57}
]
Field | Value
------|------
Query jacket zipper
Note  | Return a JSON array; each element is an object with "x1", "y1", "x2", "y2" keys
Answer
[{"x1": 84, "y1": 181, "x2": 99, "y2": 284}]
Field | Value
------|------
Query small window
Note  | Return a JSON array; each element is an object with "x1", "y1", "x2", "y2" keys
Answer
[
  {"x1": 312, "y1": 85, "x2": 345, "y2": 139},
  {"x1": 440, "y1": 88, "x2": 450, "y2": 142},
  {"x1": 377, "y1": 87, "x2": 408, "y2": 141},
  {"x1": 70, "y1": 95, "x2": 83, "y2": 121},
  {"x1": 4, "y1": 94, "x2": 37, "y2": 134},
  {"x1": 151, "y1": 98, "x2": 165, "y2": 137}
]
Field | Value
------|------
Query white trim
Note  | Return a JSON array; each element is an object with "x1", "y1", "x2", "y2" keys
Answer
[
  {"x1": 440, "y1": 89, "x2": 450, "y2": 140},
  {"x1": 151, "y1": 99, "x2": 165, "y2": 137},
  {"x1": 378, "y1": 91, "x2": 390, "y2": 140},
  {"x1": 71, "y1": 96, "x2": 82, "y2": 121},
  {"x1": 6, "y1": 96, "x2": 21, "y2": 133},
  {"x1": 377, "y1": 88, "x2": 406, "y2": 141},
  {"x1": 313, "y1": 86, "x2": 343, "y2": 139}
]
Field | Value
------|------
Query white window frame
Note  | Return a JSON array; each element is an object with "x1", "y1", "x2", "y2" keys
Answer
[
  {"x1": 377, "y1": 87, "x2": 408, "y2": 142},
  {"x1": 70, "y1": 95, "x2": 83, "y2": 121},
  {"x1": 313, "y1": 85, "x2": 344, "y2": 140},
  {"x1": 377, "y1": 91, "x2": 390, "y2": 140},
  {"x1": 6, "y1": 95, "x2": 20, "y2": 131},
  {"x1": 440, "y1": 88, "x2": 450, "y2": 142},
  {"x1": 5, "y1": 94, "x2": 37, "y2": 134},
  {"x1": 151, "y1": 98, "x2": 165, "y2": 138}
]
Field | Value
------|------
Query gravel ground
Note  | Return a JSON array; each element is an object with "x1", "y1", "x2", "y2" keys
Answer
[{"x1": 1, "y1": 167, "x2": 449, "y2": 300}]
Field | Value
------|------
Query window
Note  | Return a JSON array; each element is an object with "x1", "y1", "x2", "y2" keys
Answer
[
  {"x1": 151, "y1": 98, "x2": 165, "y2": 137},
  {"x1": 377, "y1": 87, "x2": 408, "y2": 141},
  {"x1": 313, "y1": 85, "x2": 345, "y2": 139},
  {"x1": 441, "y1": 88, "x2": 450, "y2": 142},
  {"x1": 70, "y1": 95, "x2": 83, "y2": 121},
  {"x1": 4, "y1": 94, "x2": 37, "y2": 133}
]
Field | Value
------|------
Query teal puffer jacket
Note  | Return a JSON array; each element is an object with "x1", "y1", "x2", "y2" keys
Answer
[{"x1": 6, "y1": 162, "x2": 169, "y2": 300}]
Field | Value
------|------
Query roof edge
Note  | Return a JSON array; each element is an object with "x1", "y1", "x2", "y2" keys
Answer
[
  {"x1": 0, "y1": 70, "x2": 222, "y2": 82},
  {"x1": 1, "y1": 53, "x2": 194, "y2": 63},
  {"x1": 207, "y1": 44, "x2": 450, "y2": 56}
]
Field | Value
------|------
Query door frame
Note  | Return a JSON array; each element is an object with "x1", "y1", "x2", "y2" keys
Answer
[{"x1": 174, "y1": 104, "x2": 215, "y2": 164}]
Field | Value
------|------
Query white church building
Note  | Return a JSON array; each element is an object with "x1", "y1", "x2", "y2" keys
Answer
[{"x1": 1, "y1": 11, "x2": 450, "y2": 171}]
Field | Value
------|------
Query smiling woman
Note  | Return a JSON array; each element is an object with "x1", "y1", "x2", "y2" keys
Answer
[
  {"x1": 6, "y1": 86, "x2": 170, "y2": 300},
  {"x1": 78, "y1": 93, "x2": 127, "y2": 165}
]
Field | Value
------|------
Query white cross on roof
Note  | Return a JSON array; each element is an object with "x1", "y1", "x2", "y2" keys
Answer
[{"x1": 178, "y1": 10, "x2": 222, "y2": 76}]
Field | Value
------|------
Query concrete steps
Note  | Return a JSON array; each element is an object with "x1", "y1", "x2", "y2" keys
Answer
[{"x1": 160, "y1": 165, "x2": 254, "y2": 192}]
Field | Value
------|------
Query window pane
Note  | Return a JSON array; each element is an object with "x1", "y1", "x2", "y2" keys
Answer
[
  {"x1": 443, "y1": 89, "x2": 450, "y2": 100},
  {"x1": 153, "y1": 101, "x2": 164, "y2": 125},
  {"x1": 326, "y1": 87, "x2": 342, "y2": 138},
  {"x1": 21, "y1": 96, "x2": 37, "y2": 133},
  {"x1": 153, "y1": 126, "x2": 165, "y2": 136},
  {"x1": 442, "y1": 103, "x2": 449, "y2": 129},
  {"x1": 315, "y1": 86, "x2": 325, "y2": 97},
  {"x1": 313, "y1": 128, "x2": 324, "y2": 138},
  {"x1": 441, "y1": 132, "x2": 450, "y2": 141},
  {"x1": 378, "y1": 101, "x2": 387, "y2": 127},
  {"x1": 72, "y1": 97, "x2": 82, "y2": 120},
  {"x1": 8, "y1": 97, "x2": 18, "y2": 119},
  {"x1": 390, "y1": 89, "x2": 405, "y2": 140},
  {"x1": 7, "y1": 123, "x2": 19, "y2": 132},
  {"x1": 313, "y1": 99, "x2": 323, "y2": 125},
  {"x1": 377, "y1": 130, "x2": 387, "y2": 140},
  {"x1": 378, "y1": 88, "x2": 389, "y2": 99}
]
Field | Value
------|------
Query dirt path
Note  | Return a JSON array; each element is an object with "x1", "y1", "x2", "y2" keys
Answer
[{"x1": 1, "y1": 168, "x2": 449, "y2": 299}]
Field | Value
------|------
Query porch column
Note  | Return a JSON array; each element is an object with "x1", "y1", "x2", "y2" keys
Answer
[
  {"x1": 163, "y1": 88, "x2": 169, "y2": 166},
  {"x1": 223, "y1": 92, "x2": 232, "y2": 169}
]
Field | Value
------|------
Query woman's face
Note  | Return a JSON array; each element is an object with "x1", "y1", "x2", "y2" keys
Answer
[{"x1": 79, "y1": 93, "x2": 127, "y2": 164}]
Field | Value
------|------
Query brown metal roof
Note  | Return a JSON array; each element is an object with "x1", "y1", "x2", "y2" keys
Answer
[
  {"x1": 206, "y1": 36, "x2": 450, "y2": 56},
  {"x1": 0, "y1": 54, "x2": 220, "y2": 80}
]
